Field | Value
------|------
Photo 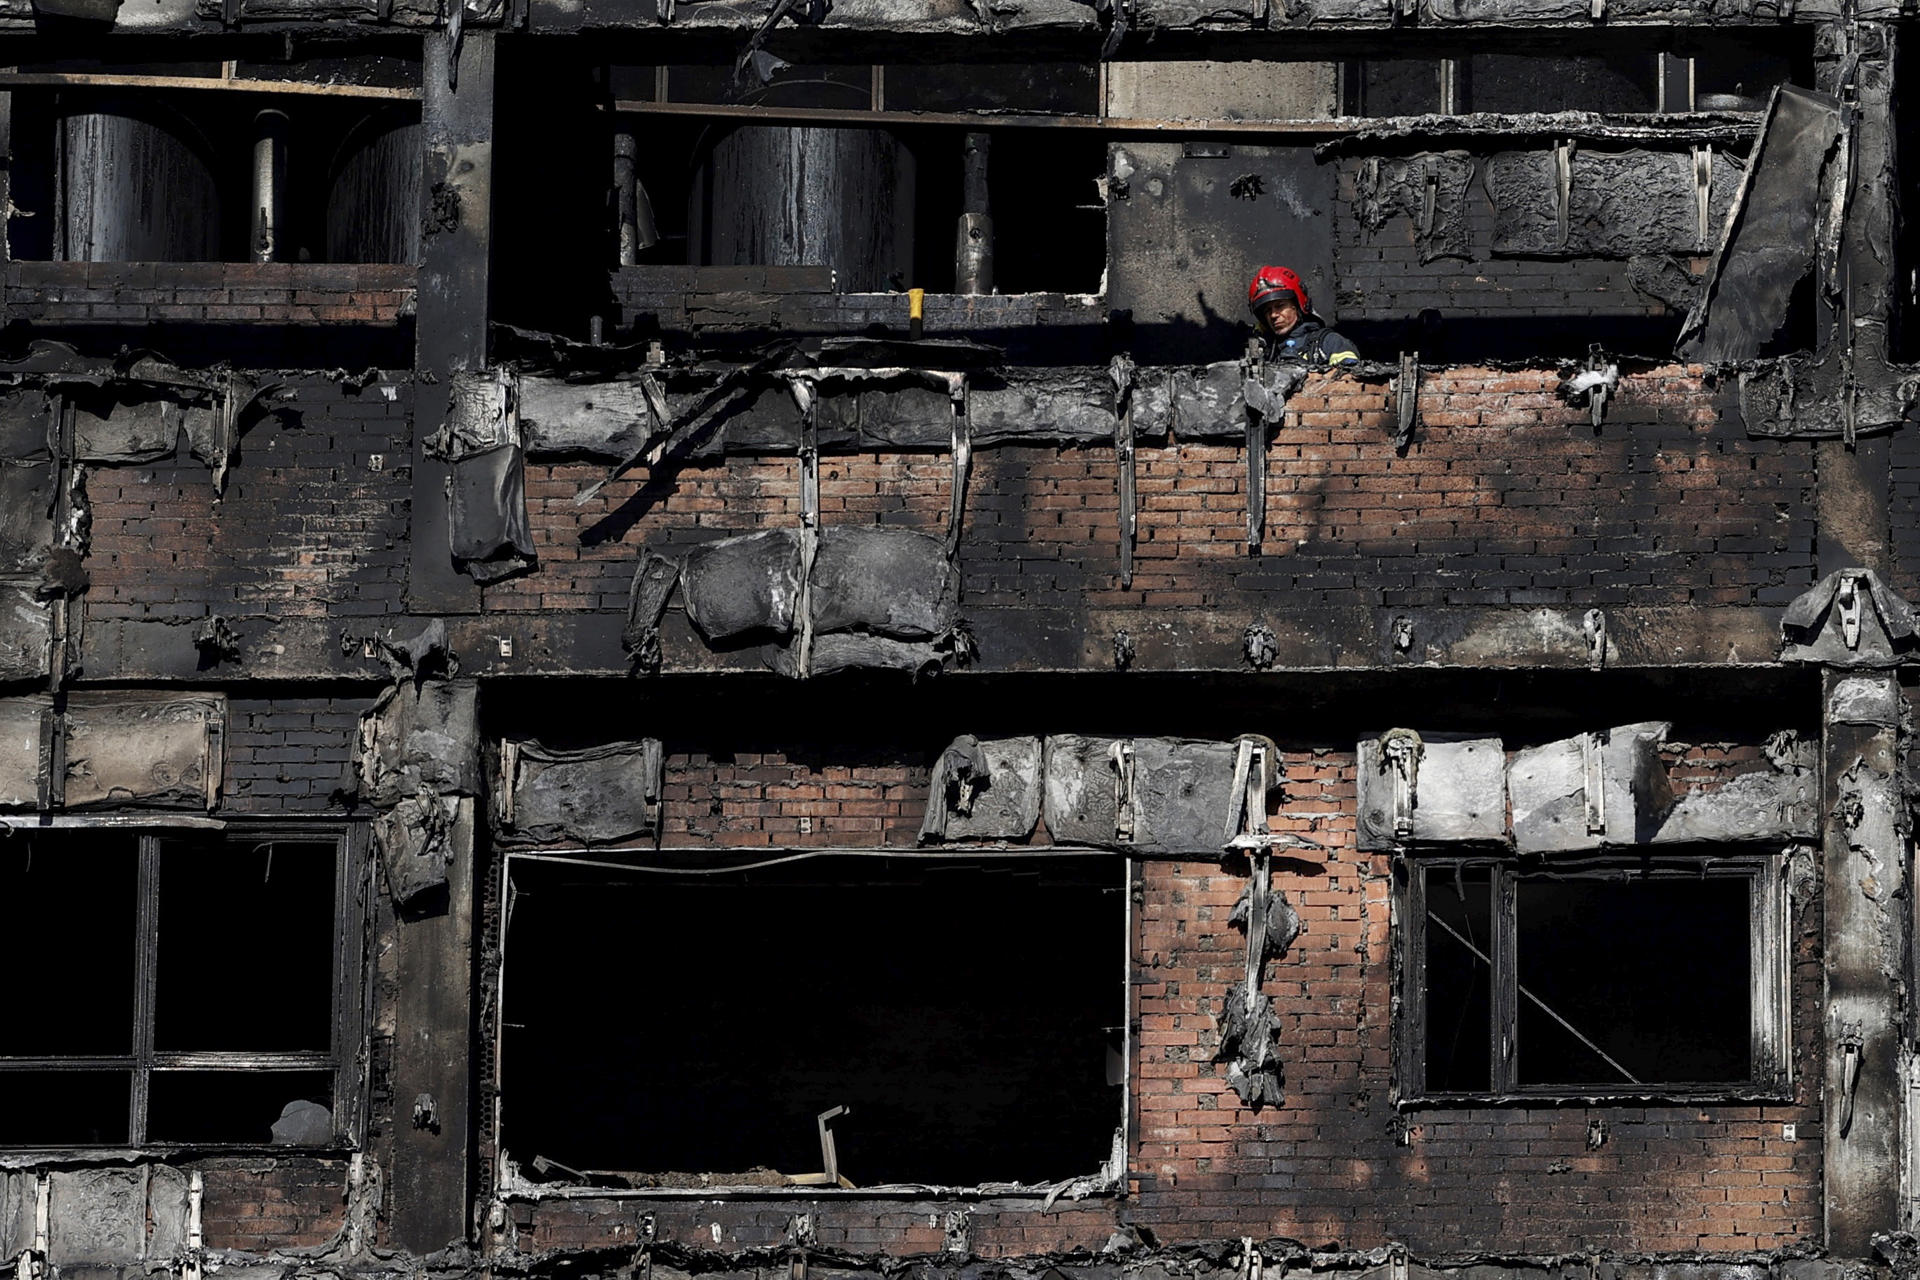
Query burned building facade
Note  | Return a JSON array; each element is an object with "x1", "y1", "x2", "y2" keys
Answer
[{"x1": 0, "y1": 4, "x2": 1913, "y2": 1280}]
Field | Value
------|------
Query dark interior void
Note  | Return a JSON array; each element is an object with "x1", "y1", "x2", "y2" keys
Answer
[
  {"x1": 1423, "y1": 865, "x2": 1492, "y2": 1093},
  {"x1": 0, "y1": 1072, "x2": 131, "y2": 1146},
  {"x1": 598, "y1": 113, "x2": 1104, "y2": 297},
  {"x1": 500, "y1": 855, "x2": 1122, "y2": 1186},
  {"x1": 147, "y1": 1070, "x2": 333, "y2": 1144},
  {"x1": 1515, "y1": 873, "x2": 1749, "y2": 1087},
  {"x1": 484, "y1": 667, "x2": 1820, "y2": 756},
  {"x1": 155, "y1": 838, "x2": 337, "y2": 1053},
  {"x1": 7, "y1": 90, "x2": 420, "y2": 265},
  {"x1": 1421, "y1": 863, "x2": 1753, "y2": 1093},
  {"x1": 1344, "y1": 33, "x2": 1801, "y2": 115},
  {"x1": 0, "y1": 832, "x2": 139, "y2": 1056}
]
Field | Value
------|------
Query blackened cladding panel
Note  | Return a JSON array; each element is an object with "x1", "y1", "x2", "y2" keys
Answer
[
  {"x1": 694, "y1": 125, "x2": 915, "y2": 292},
  {"x1": 327, "y1": 107, "x2": 425, "y2": 265},
  {"x1": 60, "y1": 103, "x2": 221, "y2": 263}
]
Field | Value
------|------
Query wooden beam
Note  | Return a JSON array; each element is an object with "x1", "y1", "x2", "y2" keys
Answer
[{"x1": 0, "y1": 71, "x2": 419, "y2": 101}]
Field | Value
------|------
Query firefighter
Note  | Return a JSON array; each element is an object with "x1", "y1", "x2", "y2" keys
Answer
[{"x1": 1247, "y1": 265, "x2": 1359, "y2": 367}]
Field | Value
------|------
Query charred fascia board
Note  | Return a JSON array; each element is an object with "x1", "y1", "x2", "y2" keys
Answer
[
  {"x1": 1314, "y1": 112, "x2": 1761, "y2": 159},
  {"x1": 490, "y1": 1238, "x2": 1862, "y2": 1280},
  {"x1": 77, "y1": 603, "x2": 1789, "y2": 681}
]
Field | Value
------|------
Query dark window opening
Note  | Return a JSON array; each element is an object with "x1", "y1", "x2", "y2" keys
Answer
[
  {"x1": 7, "y1": 85, "x2": 422, "y2": 265},
  {"x1": 155, "y1": 838, "x2": 337, "y2": 1053},
  {"x1": 0, "y1": 831, "x2": 139, "y2": 1057},
  {"x1": 603, "y1": 61, "x2": 1107, "y2": 295},
  {"x1": 1404, "y1": 856, "x2": 1782, "y2": 1100},
  {"x1": 1343, "y1": 37, "x2": 1803, "y2": 117},
  {"x1": 0, "y1": 827, "x2": 360, "y2": 1149},
  {"x1": 147, "y1": 1070, "x2": 335, "y2": 1145},
  {"x1": 1514, "y1": 875, "x2": 1749, "y2": 1087},
  {"x1": 500, "y1": 854, "x2": 1124, "y2": 1187}
]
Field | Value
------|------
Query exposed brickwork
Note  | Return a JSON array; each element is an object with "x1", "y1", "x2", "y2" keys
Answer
[
  {"x1": 85, "y1": 378, "x2": 412, "y2": 623},
  {"x1": 611, "y1": 267, "x2": 1100, "y2": 336},
  {"x1": 496, "y1": 368, "x2": 1816, "y2": 617},
  {"x1": 7, "y1": 263, "x2": 417, "y2": 326},
  {"x1": 223, "y1": 695, "x2": 373, "y2": 813},
  {"x1": 197, "y1": 1159, "x2": 353, "y2": 1251},
  {"x1": 659, "y1": 749, "x2": 929, "y2": 847},
  {"x1": 1129, "y1": 750, "x2": 1823, "y2": 1253}
]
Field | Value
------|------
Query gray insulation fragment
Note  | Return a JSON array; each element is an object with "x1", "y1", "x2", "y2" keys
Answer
[
  {"x1": 0, "y1": 463, "x2": 55, "y2": 576},
  {"x1": 1356, "y1": 153, "x2": 1475, "y2": 261},
  {"x1": 1779, "y1": 568, "x2": 1920, "y2": 665},
  {"x1": 449, "y1": 444, "x2": 536, "y2": 584},
  {"x1": 1651, "y1": 767, "x2": 1819, "y2": 843},
  {"x1": 0, "y1": 695, "x2": 51, "y2": 809},
  {"x1": 765, "y1": 632, "x2": 953, "y2": 677},
  {"x1": 809, "y1": 526, "x2": 957, "y2": 639},
  {"x1": 498, "y1": 738, "x2": 665, "y2": 846},
  {"x1": 1486, "y1": 149, "x2": 1739, "y2": 258},
  {"x1": 1509, "y1": 721, "x2": 1673, "y2": 854},
  {"x1": 1172, "y1": 362, "x2": 1249, "y2": 441},
  {"x1": 61, "y1": 693, "x2": 225, "y2": 811},
  {"x1": 968, "y1": 371, "x2": 1117, "y2": 443},
  {"x1": 1042, "y1": 734, "x2": 1122, "y2": 846},
  {"x1": 1043, "y1": 735, "x2": 1240, "y2": 854},
  {"x1": 0, "y1": 390, "x2": 52, "y2": 462},
  {"x1": 355, "y1": 681, "x2": 481, "y2": 808},
  {"x1": 678, "y1": 526, "x2": 956, "y2": 645},
  {"x1": 1355, "y1": 736, "x2": 1505, "y2": 849},
  {"x1": 920, "y1": 735, "x2": 1044, "y2": 842},
  {"x1": 374, "y1": 792, "x2": 459, "y2": 905},
  {"x1": 680, "y1": 529, "x2": 802, "y2": 642},
  {"x1": 47, "y1": 1170, "x2": 146, "y2": 1264},
  {"x1": 858, "y1": 384, "x2": 957, "y2": 448},
  {"x1": 72, "y1": 394, "x2": 204, "y2": 464},
  {"x1": 1679, "y1": 86, "x2": 1845, "y2": 362},
  {"x1": 519, "y1": 375, "x2": 657, "y2": 459}
]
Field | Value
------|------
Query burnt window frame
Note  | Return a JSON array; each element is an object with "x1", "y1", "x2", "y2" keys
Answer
[
  {"x1": 0, "y1": 819, "x2": 372, "y2": 1151},
  {"x1": 1394, "y1": 849, "x2": 1792, "y2": 1105},
  {"x1": 489, "y1": 846, "x2": 1133, "y2": 1195}
]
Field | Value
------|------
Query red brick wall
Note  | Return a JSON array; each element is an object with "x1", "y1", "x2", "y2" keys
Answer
[
  {"x1": 197, "y1": 1159, "x2": 352, "y2": 1251},
  {"x1": 85, "y1": 378, "x2": 412, "y2": 625},
  {"x1": 491, "y1": 740, "x2": 1821, "y2": 1257},
  {"x1": 1130, "y1": 750, "x2": 1823, "y2": 1254},
  {"x1": 7, "y1": 263, "x2": 416, "y2": 325},
  {"x1": 494, "y1": 367, "x2": 1817, "y2": 618}
]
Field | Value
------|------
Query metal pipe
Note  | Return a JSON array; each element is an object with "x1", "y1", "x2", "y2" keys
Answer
[
  {"x1": 614, "y1": 129, "x2": 658, "y2": 264},
  {"x1": 955, "y1": 130, "x2": 993, "y2": 295},
  {"x1": 251, "y1": 108, "x2": 289, "y2": 263}
]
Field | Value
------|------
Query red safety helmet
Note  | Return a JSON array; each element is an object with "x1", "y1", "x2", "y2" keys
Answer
[{"x1": 1248, "y1": 265, "x2": 1310, "y2": 321}]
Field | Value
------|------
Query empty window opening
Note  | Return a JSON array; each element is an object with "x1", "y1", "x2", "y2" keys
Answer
[
  {"x1": 608, "y1": 61, "x2": 1107, "y2": 295},
  {"x1": 7, "y1": 70, "x2": 422, "y2": 265},
  {"x1": 0, "y1": 827, "x2": 360, "y2": 1149},
  {"x1": 1343, "y1": 36, "x2": 1803, "y2": 117},
  {"x1": 500, "y1": 854, "x2": 1124, "y2": 1187},
  {"x1": 1405, "y1": 856, "x2": 1783, "y2": 1099}
]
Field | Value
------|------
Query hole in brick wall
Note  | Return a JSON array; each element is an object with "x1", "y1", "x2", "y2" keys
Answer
[{"x1": 499, "y1": 854, "x2": 1123, "y2": 1187}]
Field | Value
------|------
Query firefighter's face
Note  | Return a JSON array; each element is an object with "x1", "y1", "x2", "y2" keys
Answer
[{"x1": 1261, "y1": 297, "x2": 1302, "y2": 337}]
